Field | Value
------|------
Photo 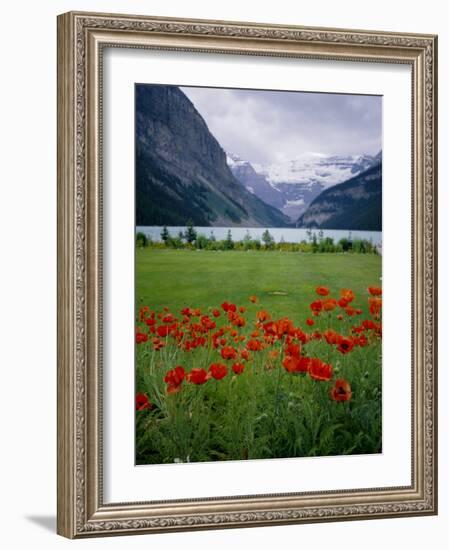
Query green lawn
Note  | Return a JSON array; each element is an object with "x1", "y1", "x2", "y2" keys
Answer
[{"x1": 136, "y1": 249, "x2": 381, "y2": 323}]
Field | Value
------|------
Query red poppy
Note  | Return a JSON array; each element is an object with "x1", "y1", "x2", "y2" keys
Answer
[
  {"x1": 316, "y1": 286, "x2": 330, "y2": 296},
  {"x1": 200, "y1": 315, "x2": 216, "y2": 330},
  {"x1": 369, "y1": 297, "x2": 382, "y2": 317},
  {"x1": 164, "y1": 366, "x2": 185, "y2": 392},
  {"x1": 275, "y1": 318, "x2": 295, "y2": 337},
  {"x1": 162, "y1": 313, "x2": 176, "y2": 323},
  {"x1": 136, "y1": 392, "x2": 152, "y2": 411},
  {"x1": 309, "y1": 358, "x2": 333, "y2": 381},
  {"x1": 186, "y1": 368, "x2": 208, "y2": 385},
  {"x1": 212, "y1": 308, "x2": 220, "y2": 318},
  {"x1": 323, "y1": 329, "x2": 341, "y2": 345},
  {"x1": 230, "y1": 362, "x2": 244, "y2": 375},
  {"x1": 240, "y1": 348, "x2": 251, "y2": 361},
  {"x1": 345, "y1": 306, "x2": 357, "y2": 316},
  {"x1": 283, "y1": 355, "x2": 309, "y2": 373},
  {"x1": 145, "y1": 317, "x2": 156, "y2": 327},
  {"x1": 221, "y1": 345, "x2": 237, "y2": 360},
  {"x1": 368, "y1": 286, "x2": 382, "y2": 296},
  {"x1": 249, "y1": 295, "x2": 258, "y2": 303},
  {"x1": 256, "y1": 310, "x2": 270, "y2": 322},
  {"x1": 340, "y1": 289, "x2": 355, "y2": 303},
  {"x1": 209, "y1": 363, "x2": 228, "y2": 380},
  {"x1": 322, "y1": 298, "x2": 338, "y2": 311},
  {"x1": 282, "y1": 355, "x2": 300, "y2": 373},
  {"x1": 306, "y1": 318, "x2": 314, "y2": 326},
  {"x1": 136, "y1": 331, "x2": 148, "y2": 344},
  {"x1": 330, "y1": 379, "x2": 352, "y2": 402},
  {"x1": 337, "y1": 337, "x2": 355, "y2": 354},
  {"x1": 310, "y1": 300, "x2": 323, "y2": 314},
  {"x1": 246, "y1": 339, "x2": 263, "y2": 352},
  {"x1": 338, "y1": 297, "x2": 349, "y2": 308},
  {"x1": 139, "y1": 306, "x2": 149, "y2": 322},
  {"x1": 152, "y1": 337, "x2": 165, "y2": 351},
  {"x1": 362, "y1": 319, "x2": 376, "y2": 330},
  {"x1": 156, "y1": 325, "x2": 170, "y2": 338},
  {"x1": 285, "y1": 342, "x2": 301, "y2": 358}
]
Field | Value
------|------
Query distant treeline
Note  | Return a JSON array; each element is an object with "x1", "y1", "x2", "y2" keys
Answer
[{"x1": 136, "y1": 222, "x2": 379, "y2": 254}]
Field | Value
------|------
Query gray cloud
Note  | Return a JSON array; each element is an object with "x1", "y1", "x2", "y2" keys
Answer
[{"x1": 181, "y1": 86, "x2": 382, "y2": 164}]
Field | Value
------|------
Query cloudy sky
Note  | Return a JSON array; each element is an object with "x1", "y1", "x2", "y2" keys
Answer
[{"x1": 181, "y1": 86, "x2": 382, "y2": 165}]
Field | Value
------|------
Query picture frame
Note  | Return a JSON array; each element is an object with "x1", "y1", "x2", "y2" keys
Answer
[{"x1": 57, "y1": 10, "x2": 438, "y2": 538}]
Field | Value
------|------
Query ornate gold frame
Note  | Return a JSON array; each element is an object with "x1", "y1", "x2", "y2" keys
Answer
[{"x1": 57, "y1": 11, "x2": 438, "y2": 538}]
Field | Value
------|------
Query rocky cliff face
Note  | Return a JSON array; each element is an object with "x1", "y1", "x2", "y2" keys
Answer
[
  {"x1": 136, "y1": 85, "x2": 289, "y2": 227},
  {"x1": 297, "y1": 160, "x2": 382, "y2": 231}
]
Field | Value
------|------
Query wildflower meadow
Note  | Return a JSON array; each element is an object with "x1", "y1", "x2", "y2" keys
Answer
[{"x1": 135, "y1": 250, "x2": 382, "y2": 464}]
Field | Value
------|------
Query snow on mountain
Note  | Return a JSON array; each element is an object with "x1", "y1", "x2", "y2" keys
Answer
[
  {"x1": 227, "y1": 151, "x2": 381, "y2": 223},
  {"x1": 253, "y1": 153, "x2": 376, "y2": 190}
]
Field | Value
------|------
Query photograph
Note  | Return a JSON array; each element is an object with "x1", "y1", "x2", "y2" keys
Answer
[{"x1": 134, "y1": 84, "x2": 383, "y2": 465}]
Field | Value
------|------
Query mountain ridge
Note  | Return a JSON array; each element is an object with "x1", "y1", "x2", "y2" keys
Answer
[
  {"x1": 296, "y1": 160, "x2": 382, "y2": 231},
  {"x1": 136, "y1": 85, "x2": 290, "y2": 228}
]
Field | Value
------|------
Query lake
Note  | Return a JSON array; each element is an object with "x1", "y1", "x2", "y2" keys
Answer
[{"x1": 136, "y1": 226, "x2": 382, "y2": 246}]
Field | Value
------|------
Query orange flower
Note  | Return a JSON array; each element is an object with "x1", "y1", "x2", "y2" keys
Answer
[
  {"x1": 136, "y1": 392, "x2": 152, "y2": 411},
  {"x1": 340, "y1": 289, "x2": 355, "y2": 303},
  {"x1": 209, "y1": 363, "x2": 228, "y2": 380},
  {"x1": 322, "y1": 298, "x2": 337, "y2": 311},
  {"x1": 309, "y1": 358, "x2": 333, "y2": 381},
  {"x1": 306, "y1": 318, "x2": 314, "y2": 326},
  {"x1": 330, "y1": 379, "x2": 352, "y2": 402},
  {"x1": 249, "y1": 295, "x2": 258, "y2": 303},
  {"x1": 221, "y1": 345, "x2": 237, "y2": 360},
  {"x1": 240, "y1": 348, "x2": 251, "y2": 361},
  {"x1": 324, "y1": 329, "x2": 341, "y2": 345},
  {"x1": 368, "y1": 286, "x2": 382, "y2": 296},
  {"x1": 256, "y1": 310, "x2": 270, "y2": 322},
  {"x1": 232, "y1": 362, "x2": 245, "y2": 375},
  {"x1": 369, "y1": 297, "x2": 382, "y2": 316},
  {"x1": 337, "y1": 337, "x2": 355, "y2": 354},
  {"x1": 282, "y1": 355, "x2": 300, "y2": 373},
  {"x1": 268, "y1": 350, "x2": 279, "y2": 360},
  {"x1": 316, "y1": 286, "x2": 330, "y2": 296},
  {"x1": 275, "y1": 318, "x2": 295, "y2": 337},
  {"x1": 344, "y1": 306, "x2": 357, "y2": 316},
  {"x1": 139, "y1": 306, "x2": 149, "y2": 322},
  {"x1": 186, "y1": 368, "x2": 208, "y2": 385}
]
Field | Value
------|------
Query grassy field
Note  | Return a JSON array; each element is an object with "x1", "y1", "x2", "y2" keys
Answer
[
  {"x1": 136, "y1": 248, "x2": 382, "y2": 322},
  {"x1": 135, "y1": 248, "x2": 382, "y2": 464}
]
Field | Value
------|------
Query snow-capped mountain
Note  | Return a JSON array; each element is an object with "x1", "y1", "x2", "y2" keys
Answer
[
  {"x1": 228, "y1": 152, "x2": 380, "y2": 222},
  {"x1": 254, "y1": 153, "x2": 376, "y2": 189}
]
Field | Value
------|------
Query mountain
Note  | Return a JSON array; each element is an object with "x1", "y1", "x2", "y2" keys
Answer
[
  {"x1": 136, "y1": 85, "x2": 289, "y2": 227},
  {"x1": 296, "y1": 160, "x2": 382, "y2": 231},
  {"x1": 228, "y1": 152, "x2": 378, "y2": 222},
  {"x1": 226, "y1": 153, "x2": 284, "y2": 209},
  {"x1": 255, "y1": 153, "x2": 376, "y2": 189}
]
